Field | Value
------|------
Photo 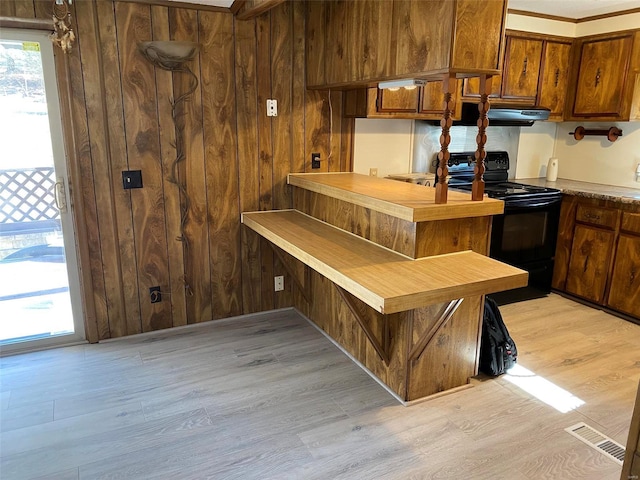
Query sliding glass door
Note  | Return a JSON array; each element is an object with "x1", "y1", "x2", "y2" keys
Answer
[{"x1": 0, "y1": 28, "x2": 84, "y2": 352}]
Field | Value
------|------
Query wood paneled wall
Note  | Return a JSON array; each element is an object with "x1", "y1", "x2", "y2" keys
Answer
[{"x1": 3, "y1": 0, "x2": 353, "y2": 341}]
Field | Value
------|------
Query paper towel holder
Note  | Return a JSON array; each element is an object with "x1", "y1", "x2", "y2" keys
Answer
[{"x1": 569, "y1": 126, "x2": 622, "y2": 142}]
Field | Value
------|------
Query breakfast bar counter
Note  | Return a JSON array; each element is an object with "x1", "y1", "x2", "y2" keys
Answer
[{"x1": 242, "y1": 173, "x2": 527, "y2": 403}]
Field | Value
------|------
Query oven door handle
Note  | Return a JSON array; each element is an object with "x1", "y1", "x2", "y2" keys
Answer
[{"x1": 505, "y1": 197, "x2": 562, "y2": 209}]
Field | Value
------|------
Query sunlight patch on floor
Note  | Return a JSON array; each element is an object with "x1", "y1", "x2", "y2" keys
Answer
[{"x1": 504, "y1": 364, "x2": 585, "y2": 413}]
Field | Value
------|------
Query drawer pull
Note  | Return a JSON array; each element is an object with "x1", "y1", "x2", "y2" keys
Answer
[{"x1": 584, "y1": 213, "x2": 601, "y2": 221}]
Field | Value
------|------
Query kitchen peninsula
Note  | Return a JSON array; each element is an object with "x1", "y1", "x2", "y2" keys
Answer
[{"x1": 242, "y1": 174, "x2": 527, "y2": 402}]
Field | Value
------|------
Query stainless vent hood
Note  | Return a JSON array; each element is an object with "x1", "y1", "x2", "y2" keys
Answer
[{"x1": 459, "y1": 103, "x2": 551, "y2": 126}]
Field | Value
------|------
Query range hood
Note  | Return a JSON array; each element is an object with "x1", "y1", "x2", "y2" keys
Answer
[{"x1": 452, "y1": 103, "x2": 551, "y2": 126}]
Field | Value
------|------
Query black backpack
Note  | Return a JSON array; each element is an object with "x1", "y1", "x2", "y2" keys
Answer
[{"x1": 479, "y1": 296, "x2": 517, "y2": 376}]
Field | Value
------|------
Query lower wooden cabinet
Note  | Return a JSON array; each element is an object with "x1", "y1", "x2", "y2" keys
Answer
[
  {"x1": 553, "y1": 195, "x2": 640, "y2": 320},
  {"x1": 565, "y1": 225, "x2": 614, "y2": 304},
  {"x1": 608, "y1": 235, "x2": 640, "y2": 319}
]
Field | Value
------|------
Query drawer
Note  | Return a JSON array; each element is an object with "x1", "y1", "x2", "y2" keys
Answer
[
  {"x1": 622, "y1": 211, "x2": 640, "y2": 236},
  {"x1": 576, "y1": 204, "x2": 619, "y2": 229}
]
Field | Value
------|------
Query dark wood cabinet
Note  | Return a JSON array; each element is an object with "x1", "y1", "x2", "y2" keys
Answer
[
  {"x1": 566, "y1": 30, "x2": 640, "y2": 121},
  {"x1": 500, "y1": 36, "x2": 543, "y2": 103},
  {"x1": 607, "y1": 212, "x2": 640, "y2": 318},
  {"x1": 461, "y1": 31, "x2": 572, "y2": 119},
  {"x1": 343, "y1": 80, "x2": 462, "y2": 120},
  {"x1": 565, "y1": 224, "x2": 615, "y2": 304},
  {"x1": 377, "y1": 88, "x2": 421, "y2": 113},
  {"x1": 553, "y1": 195, "x2": 640, "y2": 320},
  {"x1": 306, "y1": 0, "x2": 507, "y2": 89},
  {"x1": 537, "y1": 41, "x2": 572, "y2": 120}
]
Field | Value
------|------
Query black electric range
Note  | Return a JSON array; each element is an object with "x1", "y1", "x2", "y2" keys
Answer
[{"x1": 436, "y1": 151, "x2": 562, "y2": 304}]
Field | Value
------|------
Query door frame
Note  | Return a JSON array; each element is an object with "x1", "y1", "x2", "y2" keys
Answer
[{"x1": 0, "y1": 22, "x2": 98, "y2": 352}]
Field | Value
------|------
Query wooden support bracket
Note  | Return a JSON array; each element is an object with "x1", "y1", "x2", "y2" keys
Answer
[
  {"x1": 335, "y1": 285, "x2": 391, "y2": 365},
  {"x1": 269, "y1": 243, "x2": 312, "y2": 303},
  {"x1": 408, "y1": 298, "x2": 464, "y2": 362}
]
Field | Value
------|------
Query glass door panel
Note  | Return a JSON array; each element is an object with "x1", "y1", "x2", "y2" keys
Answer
[{"x1": 0, "y1": 29, "x2": 84, "y2": 351}]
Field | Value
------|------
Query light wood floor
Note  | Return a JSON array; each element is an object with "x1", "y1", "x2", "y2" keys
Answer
[{"x1": 1, "y1": 294, "x2": 638, "y2": 479}]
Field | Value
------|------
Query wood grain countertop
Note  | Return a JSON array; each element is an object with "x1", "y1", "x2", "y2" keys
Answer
[
  {"x1": 517, "y1": 177, "x2": 640, "y2": 205},
  {"x1": 288, "y1": 173, "x2": 504, "y2": 222},
  {"x1": 242, "y1": 210, "x2": 528, "y2": 314}
]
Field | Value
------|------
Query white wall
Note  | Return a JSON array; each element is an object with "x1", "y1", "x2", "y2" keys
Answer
[
  {"x1": 552, "y1": 122, "x2": 640, "y2": 188},
  {"x1": 506, "y1": 13, "x2": 575, "y2": 37},
  {"x1": 514, "y1": 122, "x2": 557, "y2": 179},
  {"x1": 352, "y1": 119, "x2": 414, "y2": 177}
]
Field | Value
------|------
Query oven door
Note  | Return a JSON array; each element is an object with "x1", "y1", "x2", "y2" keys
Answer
[{"x1": 490, "y1": 195, "x2": 562, "y2": 266}]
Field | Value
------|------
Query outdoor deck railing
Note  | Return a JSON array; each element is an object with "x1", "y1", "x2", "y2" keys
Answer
[{"x1": 0, "y1": 167, "x2": 60, "y2": 235}]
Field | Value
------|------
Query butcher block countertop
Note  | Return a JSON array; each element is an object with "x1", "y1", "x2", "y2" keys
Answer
[
  {"x1": 242, "y1": 210, "x2": 528, "y2": 314},
  {"x1": 288, "y1": 173, "x2": 504, "y2": 222},
  {"x1": 518, "y1": 177, "x2": 640, "y2": 205}
]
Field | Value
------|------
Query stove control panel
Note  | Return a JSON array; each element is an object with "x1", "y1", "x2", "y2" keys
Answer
[{"x1": 446, "y1": 151, "x2": 510, "y2": 172}]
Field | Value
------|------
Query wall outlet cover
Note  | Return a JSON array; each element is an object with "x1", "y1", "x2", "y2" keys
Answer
[{"x1": 122, "y1": 170, "x2": 143, "y2": 189}]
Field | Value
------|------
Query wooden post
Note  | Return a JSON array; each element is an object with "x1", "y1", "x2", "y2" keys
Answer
[
  {"x1": 472, "y1": 74, "x2": 492, "y2": 201},
  {"x1": 435, "y1": 74, "x2": 457, "y2": 204}
]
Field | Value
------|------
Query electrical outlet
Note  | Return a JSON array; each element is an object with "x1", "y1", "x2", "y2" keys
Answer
[
  {"x1": 311, "y1": 153, "x2": 321, "y2": 169},
  {"x1": 149, "y1": 286, "x2": 161, "y2": 303},
  {"x1": 274, "y1": 275, "x2": 284, "y2": 292},
  {"x1": 635, "y1": 163, "x2": 640, "y2": 182},
  {"x1": 369, "y1": 168, "x2": 378, "y2": 177},
  {"x1": 266, "y1": 99, "x2": 278, "y2": 117}
]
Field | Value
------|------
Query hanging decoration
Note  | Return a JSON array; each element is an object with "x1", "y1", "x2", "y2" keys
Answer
[
  {"x1": 138, "y1": 41, "x2": 199, "y2": 298},
  {"x1": 50, "y1": 0, "x2": 75, "y2": 53}
]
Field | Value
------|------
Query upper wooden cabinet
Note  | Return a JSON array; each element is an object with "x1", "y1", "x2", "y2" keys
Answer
[
  {"x1": 462, "y1": 31, "x2": 572, "y2": 120},
  {"x1": 501, "y1": 36, "x2": 543, "y2": 103},
  {"x1": 306, "y1": 0, "x2": 507, "y2": 89},
  {"x1": 538, "y1": 40, "x2": 572, "y2": 120},
  {"x1": 566, "y1": 30, "x2": 640, "y2": 121},
  {"x1": 342, "y1": 79, "x2": 463, "y2": 120}
]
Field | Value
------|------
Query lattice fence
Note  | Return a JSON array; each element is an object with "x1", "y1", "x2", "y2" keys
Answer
[{"x1": 0, "y1": 168, "x2": 59, "y2": 224}]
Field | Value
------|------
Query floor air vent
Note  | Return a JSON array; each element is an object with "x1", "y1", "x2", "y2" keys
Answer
[{"x1": 565, "y1": 422, "x2": 625, "y2": 465}]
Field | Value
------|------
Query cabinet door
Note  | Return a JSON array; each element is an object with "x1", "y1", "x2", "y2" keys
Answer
[
  {"x1": 538, "y1": 41, "x2": 571, "y2": 119},
  {"x1": 573, "y1": 35, "x2": 633, "y2": 117},
  {"x1": 418, "y1": 80, "x2": 461, "y2": 117},
  {"x1": 607, "y1": 234, "x2": 640, "y2": 318},
  {"x1": 376, "y1": 88, "x2": 419, "y2": 113},
  {"x1": 565, "y1": 225, "x2": 614, "y2": 304},
  {"x1": 462, "y1": 76, "x2": 502, "y2": 99},
  {"x1": 501, "y1": 37, "x2": 543, "y2": 103}
]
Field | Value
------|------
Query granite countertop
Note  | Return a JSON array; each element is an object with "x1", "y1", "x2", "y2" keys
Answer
[{"x1": 516, "y1": 177, "x2": 640, "y2": 205}]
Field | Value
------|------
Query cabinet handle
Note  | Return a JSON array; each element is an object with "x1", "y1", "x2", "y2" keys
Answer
[
  {"x1": 583, "y1": 255, "x2": 589, "y2": 273},
  {"x1": 595, "y1": 68, "x2": 601, "y2": 87},
  {"x1": 522, "y1": 57, "x2": 528, "y2": 75},
  {"x1": 554, "y1": 68, "x2": 560, "y2": 87},
  {"x1": 631, "y1": 268, "x2": 636, "y2": 286}
]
